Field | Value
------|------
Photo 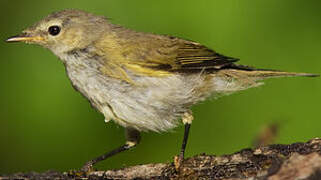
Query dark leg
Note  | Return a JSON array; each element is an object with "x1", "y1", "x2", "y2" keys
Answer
[
  {"x1": 174, "y1": 111, "x2": 193, "y2": 170},
  {"x1": 179, "y1": 123, "x2": 191, "y2": 160},
  {"x1": 81, "y1": 128, "x2": 141, "y2": 172}
]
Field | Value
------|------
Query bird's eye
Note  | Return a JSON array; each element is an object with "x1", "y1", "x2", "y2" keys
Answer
[{"x1": 48, "y1": 26, "x2": 61, "y2": 36}]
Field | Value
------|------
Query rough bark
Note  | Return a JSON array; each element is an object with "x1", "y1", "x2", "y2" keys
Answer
[{"x1": 2, "y1": 138, "x2": 321, "y2": 180}]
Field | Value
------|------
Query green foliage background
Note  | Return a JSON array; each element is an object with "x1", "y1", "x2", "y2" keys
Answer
[{"x1": 0, "y1": 0, "x2": 320, "y2": 173}]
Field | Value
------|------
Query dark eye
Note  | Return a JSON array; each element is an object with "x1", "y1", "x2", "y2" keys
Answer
[{"x1": 48, "y1": 26, "x2": 61, "y2": 36}]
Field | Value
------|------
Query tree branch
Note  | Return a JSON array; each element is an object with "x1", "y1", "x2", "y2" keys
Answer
[{"x1": 2, "y1": 138, "x2": 321, "y2": 180}]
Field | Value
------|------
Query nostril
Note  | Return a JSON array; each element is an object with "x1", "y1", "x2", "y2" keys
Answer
[{"x1": 20, "y1": 32, "x2": 31, "y2": 37}]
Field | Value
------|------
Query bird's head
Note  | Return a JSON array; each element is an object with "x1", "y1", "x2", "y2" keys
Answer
[{"x1": 6, "y1": 9, "x2": 108, "y2": 56}]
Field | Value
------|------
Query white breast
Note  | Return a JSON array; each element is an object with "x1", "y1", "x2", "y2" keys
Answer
[{"x1": 61, "y1": 53, "x2": 118, "y2": 122}]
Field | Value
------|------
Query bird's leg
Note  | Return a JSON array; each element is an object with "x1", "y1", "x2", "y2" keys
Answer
[
  {"x1": 81, "y1": 127, "x2": 140, "y2": 172},
  {"x1": 174, "y1": 111, "x2": 193, "y2": 170}
]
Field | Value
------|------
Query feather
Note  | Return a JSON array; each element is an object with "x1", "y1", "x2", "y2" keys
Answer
[{"x1": 94, "y1": 30, "x2": 239, "y2": 82}]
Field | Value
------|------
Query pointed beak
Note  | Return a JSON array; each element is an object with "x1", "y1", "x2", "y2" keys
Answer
[{"x1": 6, "y1": 34, "x2": 44, "y2": 43}]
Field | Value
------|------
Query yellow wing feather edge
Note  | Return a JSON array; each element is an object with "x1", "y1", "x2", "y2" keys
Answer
[{"x1": 96, "y1": 33, "x2": 237, "y2": 83}]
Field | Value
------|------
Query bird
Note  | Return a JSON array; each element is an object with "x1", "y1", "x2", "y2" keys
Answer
[{"x1": 6, "y1": 9, "x2": 318, "y2": 171}]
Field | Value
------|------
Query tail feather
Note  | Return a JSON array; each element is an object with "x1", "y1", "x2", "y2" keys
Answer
[
  {"x1": 210, "y1": 65, "x2": 318, "y2": 96},
  {"x1": 225, "y1": 64, "x2": 319, "y2": 80},
  {"x1": 244, "y1": 70, "x2": 319, "y2": 80}
]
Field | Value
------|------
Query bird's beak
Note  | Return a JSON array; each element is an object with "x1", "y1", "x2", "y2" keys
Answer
[{"x1": 6, "y1": 34, "x2": 44, "y2": 43}]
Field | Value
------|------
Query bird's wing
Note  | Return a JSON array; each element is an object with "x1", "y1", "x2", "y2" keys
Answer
[
  {"x1": 120, "y1": 35, "x2": 239, "y2": 73},
  {"x1": 155, "y1": 38, "x2": 239, "y2": 71},
  {"x1": 96, "y1": 33, "x2": 239, "y2": 83}
]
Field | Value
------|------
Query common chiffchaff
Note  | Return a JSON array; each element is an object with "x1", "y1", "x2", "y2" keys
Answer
[{"x1": 7, "y1": 9, "x2": 318, "y2": 171}]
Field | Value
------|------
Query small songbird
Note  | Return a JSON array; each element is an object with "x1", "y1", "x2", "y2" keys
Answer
[{"x1": 6, "y1": 9, "x2": 318, "y2": 171}]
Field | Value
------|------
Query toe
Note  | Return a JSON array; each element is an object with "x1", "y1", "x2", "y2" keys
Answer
[
  {"x1": 174, "y1": 155, "x2": 184, "y2": 171},
  {"x1": 81, "y1": 161, "x2": 94, "y2": 172}
]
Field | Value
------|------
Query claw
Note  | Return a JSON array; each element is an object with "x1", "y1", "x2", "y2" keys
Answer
[
  {"x1": 174, "y1": 155, "x2": 184, "y2": 171},
  {"x1": 81, "y1": 161, "x2": 94, "y2": 173}
]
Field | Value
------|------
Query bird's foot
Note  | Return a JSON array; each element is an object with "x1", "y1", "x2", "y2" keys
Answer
[
  {"x1": 174, "y1": 154, "x2": 184, "y2": 171},
  {"x1": 81, "y1": 160, "x2": 95, "y2": 173}
]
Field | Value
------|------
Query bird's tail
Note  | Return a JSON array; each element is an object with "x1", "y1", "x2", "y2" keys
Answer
[
  {"x1": 209, "y1": 65, "x2": 318, "y2": 96},
  {"x1": 225, "y1": 64, "x2": 319, "y2": 80},
  {"x1": 241, "y1": 70, "x2": 319, "y2": 80}
]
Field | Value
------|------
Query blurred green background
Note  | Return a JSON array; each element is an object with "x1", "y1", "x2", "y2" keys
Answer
[{"x1": 0, "y1": 0, "x2": 320, "y2": 173}]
